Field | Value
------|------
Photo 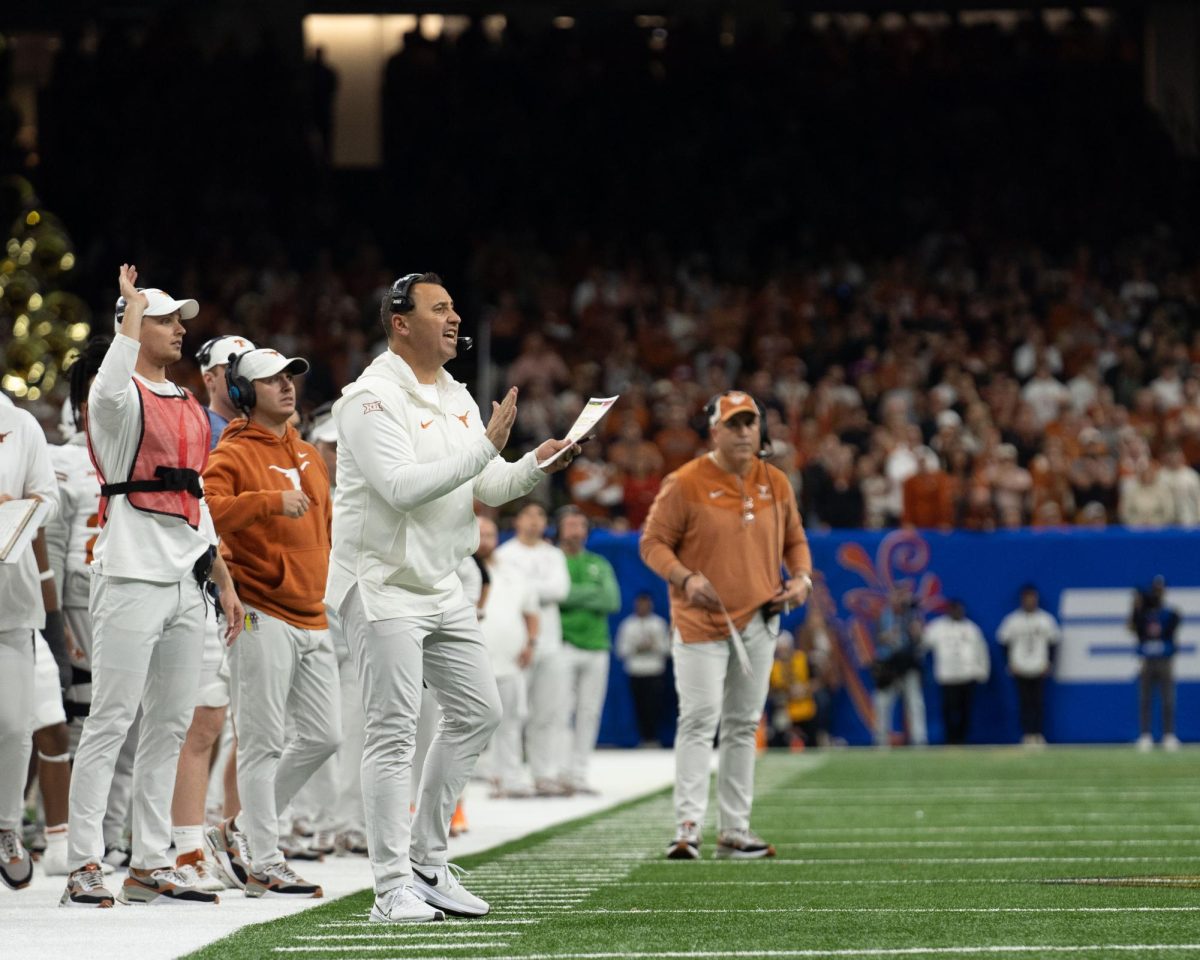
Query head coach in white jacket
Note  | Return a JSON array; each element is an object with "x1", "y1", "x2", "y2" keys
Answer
[{"x1": 327, "y1": 272, "x2": 577, "y2": 924}]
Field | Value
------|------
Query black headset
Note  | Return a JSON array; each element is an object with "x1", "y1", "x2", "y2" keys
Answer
[
  {"x1": 113, "y1": 289, "x2": 144, "y2": 327},
  {"x1": 388, "y1": 273, "x2": 425, "y2": 315},
  {"x1": 704, "y1": 392, "x2": 772, "y2": 458},
  {"x1": 194, "y1": 337, "x2": 224, "y2": 368},
  {"x1": 226, "y1": 350, "x2": 256, "y2": 412}
]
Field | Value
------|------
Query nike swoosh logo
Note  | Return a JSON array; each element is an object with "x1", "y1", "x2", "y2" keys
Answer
[
  {"x1": 420, "y1": 420, "x2": 434, "y2": 429},
  {"x1": 708, "y1": 490, "x2": 723, "y2": 499},
  {"x1": 413, "y1": 869, "x2": 438, "y2": 887}
]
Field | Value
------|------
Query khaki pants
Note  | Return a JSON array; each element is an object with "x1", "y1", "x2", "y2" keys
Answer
[
  {"x1": 340, "y1": 585, "x2": 501, "y2": 895},
  {"x1": 672, "y1": 613, "x2": 774, "y2": 834}
]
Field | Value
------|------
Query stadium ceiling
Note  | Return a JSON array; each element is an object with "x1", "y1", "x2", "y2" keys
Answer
[{"x1": 2, "y1": 0, "x2": 1156, "y2": 27}]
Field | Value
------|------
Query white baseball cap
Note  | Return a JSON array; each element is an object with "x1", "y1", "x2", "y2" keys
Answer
[
  {"x1": 142, "y1": 288, "x2": 199, "y2": 319},
  {"x1": 233, "y1": 348, "x2": 310, "y2": 382},
  {"x1": 308, "y1": 414, "x2": 338, "y2": 444},
  {"x1": 197, "y1": 335, "x2": 257, "y2": 373},
  {"x1": 113, "y1": 286, "x2": 200, "y2": 331}
]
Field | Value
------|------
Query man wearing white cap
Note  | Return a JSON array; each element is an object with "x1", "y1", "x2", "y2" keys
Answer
[
  {"x1": 168, "y1": 332, "x2": 258, "y2": 893},
  {"x1": 202, "y1": 347, "x2": 339, "y2": 898},
  {"x1": 63, "y1": 266, "x2": 244, "y2": 907},
  {"x1": 195, "y1": 335, "x2": 257, "y2": 444}
]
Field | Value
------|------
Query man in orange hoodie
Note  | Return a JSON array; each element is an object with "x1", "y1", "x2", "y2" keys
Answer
[
  {"x1": 200, "y1": 348, "x2": 340, "y2": 899},
  {"x1": 641, "y1": 392, "x2": 812, "y2": 861}
]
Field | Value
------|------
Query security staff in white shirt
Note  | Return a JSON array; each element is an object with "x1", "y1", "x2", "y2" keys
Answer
[
  {"x1": 0, "y1": 389, "x2": 59, "y2": 891},
  {"x1": 327, "y1": 272, "x2": 577, "y2": 924},
  {"x1": 997, "y1": 585, "x2": 1060, "y2": 745},
  {"x1": 63, "y1": 265, "x2": 244, "y2": 908},
  {"x1": 922, "y1": 600, "x2": 990, "y2": 745}
]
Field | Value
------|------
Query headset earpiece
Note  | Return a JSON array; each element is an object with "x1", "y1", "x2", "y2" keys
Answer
[
  {"x1": 195, "y1": 336, "x2": 222, "y2": 368},
  {"x1": 226, "y1": 350, "x2": 256, "y2": 412},
  {"x1": 705, "y1": 392, "x2": 771, "y2": 458},
  {"x1": 388, "y1": 272, "x2": 425, "y2": 316}
]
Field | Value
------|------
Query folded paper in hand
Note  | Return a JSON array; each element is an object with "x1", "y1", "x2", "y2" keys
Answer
[
  {"x1": 0, "y1": 498, "x2": 50, "y2": 564},
  {"x1": 537, "y1": 395, "x2": 619, "y2": 469}
]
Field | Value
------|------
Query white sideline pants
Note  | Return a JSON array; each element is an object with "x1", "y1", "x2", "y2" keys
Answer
[
  {"x1": 230, "y1": 605, "x2": 340, "y2": 872},
  {"x1": 340, "y1": 585, "x2": 501, "y2": 895},
  {"x1": 873, "y1": 671, "x2": 928, "y2": 746},
  {"x1": 0, "y1": 629, "x2": 34, "y2": 831},
  {"x1": 672, "y1": 612, "x2": 774, "y2": 833},
  {"x1": 69, "y1": 574, "x2": 204, "y2": 870},
  {"x1": 525, "y1": 646, "x2": 567, "y2": 783},
  {"x1": 563, "y1": 644, "x2": 609, "y2": 786},
  {"x1": 484, "y1": 673, "x2": 528, "y2": 792}
]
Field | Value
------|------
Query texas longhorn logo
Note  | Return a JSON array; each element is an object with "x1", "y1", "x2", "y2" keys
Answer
[{"x1": 454, "y1": 411, "x2": 470, "y2": 428}]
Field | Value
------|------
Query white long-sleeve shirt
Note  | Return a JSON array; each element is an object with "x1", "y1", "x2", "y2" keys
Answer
[
  {"x1": 493, "y1": 537, "x2": 570, "y2": 654},
  {"x1": 997, "y1": 608, "x2": 1060, "y2": 677},
  {"x1": 923, "y1": 615, "x2": 990, "y2": 685},
  {"x1": 326, "y1": 349, "x2": 542, "y2": 620},
  {"x1": 86, "y1": 335, "x2": 217, "y2": 582},
  {"x1": 480, "y1": 557, "x2": 539, "y2": 678},
  {"x1": 615, "y1": 612, "x2": 671, "y2": 677},
  {"x1": 0, "y1": 393, "x2": 59, "y2": 629},
  {"x1": 45, "y1": 433, "x2": 100, "y2": 608}
]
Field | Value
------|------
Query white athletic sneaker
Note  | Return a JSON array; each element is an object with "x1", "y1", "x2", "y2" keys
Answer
[
  {"x1": 41, "y1": 839, "x2": 71, "y2": 876},
  {"x1": 666, "y1": 821, "x2": 701, "y2": 860},
  {"x1": 715, "y1": 827, "x2": 777, "y2": 860},
  {"x1": 1137, "y1": 733, "x2": 1154, "y2": 752},
  {"x1": 338, "y1": 829, "x2": 369, "y2": 856},
  {"x1": 175, "y1": 849, "x2": 228, "y2": 892},
  {"x1": 410, "y1": 861, "x2": 490, "y2": 917},
  {"x1": 370, "y1": 884, "x2": 446, "y2": 923},
  {"x1": 1163, "y1": 733, "x2": 1181, "y2": 752},
  {"x1": 311, "y1": 829, "x2": 337, "y2": 856},
  {"x1": 0, "y1": 829, "x2": 33, "y2": 890}
]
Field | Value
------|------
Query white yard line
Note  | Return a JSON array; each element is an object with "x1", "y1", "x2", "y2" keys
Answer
[
  {"x1": 279, "y1": 946, "x2": 1200, "y2": 960},
  {"x1": 1, "y1": 750, "x2": 676, "y2": 960}
]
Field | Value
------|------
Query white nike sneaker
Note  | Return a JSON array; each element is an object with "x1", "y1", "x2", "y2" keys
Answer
[
  {"x1": 370, "y1": 884, "x2": 446, "y2": 923},
  {"x1": 410, "y1": 861, "x2": 489, "y2": 917}
]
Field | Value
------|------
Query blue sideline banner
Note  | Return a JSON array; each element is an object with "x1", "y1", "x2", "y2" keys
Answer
[{"x1": 587, "y1": 527, "x2": 1200, "y2": 747}]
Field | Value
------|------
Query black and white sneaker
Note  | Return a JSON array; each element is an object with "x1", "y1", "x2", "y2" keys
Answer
[
  {"x1": 410, "y1": 861, "x2": 489, "y2": 917},
  {"x1": 666, "y1": 821, "x2": 701, "y2": 860},
  {"x1": 715, "y1": 827, "x2": 776, "y2": 859},
  {"x1": 0, "y1": 829, "x2": 33, "y2": 890}
]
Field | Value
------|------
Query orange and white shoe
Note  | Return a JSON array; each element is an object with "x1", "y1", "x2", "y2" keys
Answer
[
  {"x1": 175, "y1": 847, "x2": 229, "y2": 892},
  {"x1": 449, "y1": 803, "x2": 469, "y2": 837},
  {"x1": 245, "y1": 861, "x2": 323, "y2": 899},
  {"x1": 60, "y1": 863, "x2": 115, "y2": 907},
  {"x1": 117, "y1": 866, "x2": 220, "y2": 904}
]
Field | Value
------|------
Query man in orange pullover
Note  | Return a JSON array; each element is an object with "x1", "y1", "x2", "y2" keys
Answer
[
  {"x1": 200, "y1": 348, "x2": 340, "y2": 900},
  {"x1": 641, "y1": 392, "x2": 812, "y2": 861}
]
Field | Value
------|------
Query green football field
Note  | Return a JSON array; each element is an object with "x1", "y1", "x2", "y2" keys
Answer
[{"x1": 186, "y1": 747, "x2": 1200, "y2": 960}]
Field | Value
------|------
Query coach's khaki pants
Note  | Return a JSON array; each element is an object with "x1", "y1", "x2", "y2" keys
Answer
[
  {"x1": 69, "y1": 574, "x2": 204, "y2": 870},
  {"x1": 0, "y1": 629, "x2": 34, "y2": 831},
  {"x1": 673, "y1": 612, "x2": 774, "y2": 834},
  {"x1": 231, "y1": 605, "x2": 340, "y2": 873},
  {"x1": 340, "y1": 585, "x2": 501, "y2": 895}
]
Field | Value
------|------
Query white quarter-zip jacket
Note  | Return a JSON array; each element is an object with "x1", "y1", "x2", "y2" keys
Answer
[{"x1": 326, "y1": 350, "x2": 542, "y2": 620}]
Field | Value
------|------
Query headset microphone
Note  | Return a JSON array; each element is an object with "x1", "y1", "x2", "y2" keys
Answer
[{"x1": 456, "y1": 336, "x2": 474, "y2": 351}]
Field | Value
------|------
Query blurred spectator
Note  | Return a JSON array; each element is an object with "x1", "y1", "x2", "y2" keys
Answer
[
  {"x1": 997, "y1": 586, "x2": 1060, "y2": 746},
  {"x1": 767, "y1": 631, "x2": 819, "y2": 749},
  {"x1": 614, "y1": 593, "x2": 671, "y2": 746},
  {"x1": 1129, "y1": 577, "x2": 1181, "y2": 751},
  {"x1": 1158, "y1": 445, "x2": 1200, "y2": 526},
  {"x1": 923, "y1": 600, "x2": 990, "y2": 745},
  {"x1": 871, "y1": 589, "x2": 927, "y2": 747},
  {"x1": 1119, "y1": 460, "x2": 1175, "y2": 527},
  {"x1": 902, "y1": 449, "x2": 954, "y2": 530}
]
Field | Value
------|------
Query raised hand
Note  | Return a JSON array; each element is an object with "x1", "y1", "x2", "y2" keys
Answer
[
  {"x1": 118, "y1": 263, "x2": 148, "y2": 310},
  {"x1": 485, "y1": 386, "x2": 519, "y2": 452}
]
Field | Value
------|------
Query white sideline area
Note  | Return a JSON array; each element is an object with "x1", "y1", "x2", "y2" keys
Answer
[{"x1": 2, "y1": 748, "x2": 675, "y2": 960}]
